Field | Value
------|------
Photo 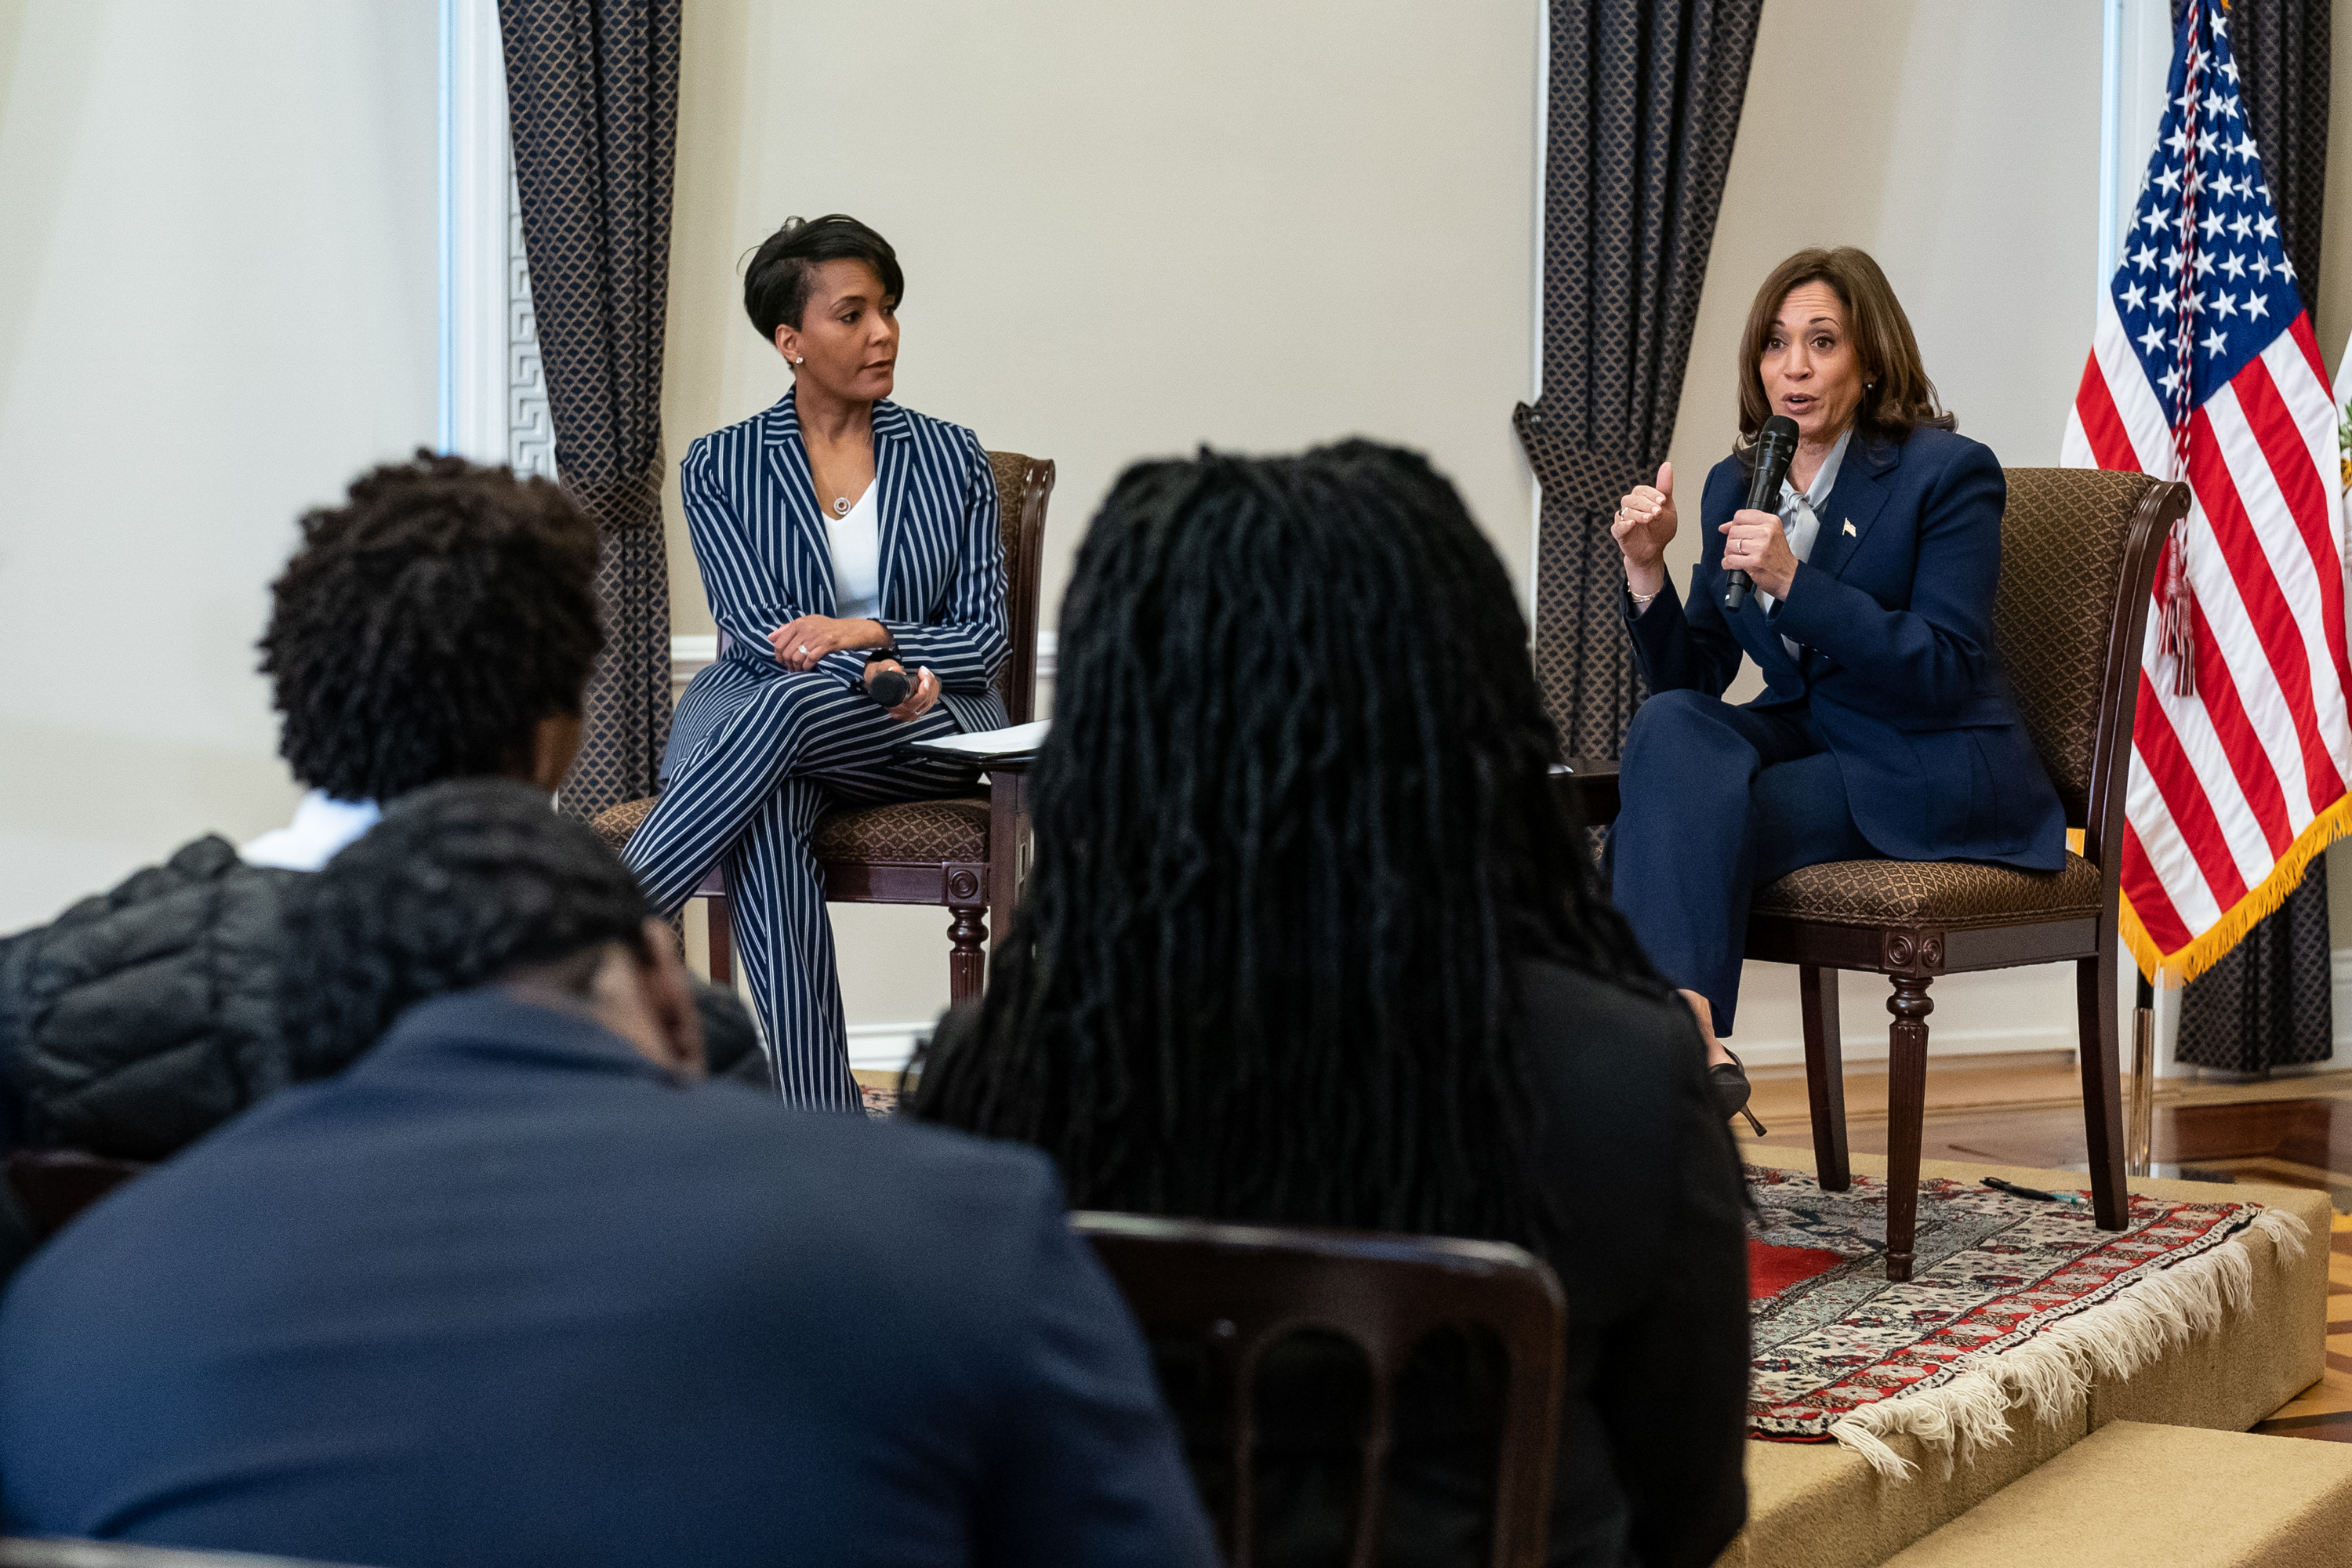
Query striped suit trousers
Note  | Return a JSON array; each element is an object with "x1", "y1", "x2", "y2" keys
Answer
[{"x1": 622, "y1": 655, "x2": 976, "y2": 1109}]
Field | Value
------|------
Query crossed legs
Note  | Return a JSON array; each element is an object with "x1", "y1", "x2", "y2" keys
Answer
[{"x1": 623, "y1": 661, "x2": 973, "y2": 1109}]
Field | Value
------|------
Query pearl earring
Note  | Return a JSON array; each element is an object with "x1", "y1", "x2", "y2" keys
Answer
[{"x1": 793, "y1": 355, "x2": 804, "y2": 365}]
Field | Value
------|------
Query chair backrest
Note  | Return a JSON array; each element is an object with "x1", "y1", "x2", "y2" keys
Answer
[
  {"x1": 1, "y1": 1541, "x2": 372, "y2": 1568},
  {"x1": 985, "y1": 451, "x2": 1055, "y2": 724},
  {"x1": 1993, "y1": 469, "x2": 2185, "y2": 857},
  {"x1": 1072, "y1": 1211, "x2": 1566, "y2": 1568}
]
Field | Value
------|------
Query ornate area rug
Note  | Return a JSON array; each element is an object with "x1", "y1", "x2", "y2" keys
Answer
[{"x1": 1747, "y1": 1163, "x2": 2307, "y2": 1476}]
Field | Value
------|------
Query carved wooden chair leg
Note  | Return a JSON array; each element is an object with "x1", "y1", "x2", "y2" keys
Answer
[
  {"x1": 1800, "y1": 964, "x2": 1850, "y2": 1191},
  {"x1": 706, "y1": 892, "x2": 733, "y2": 987},
  {"x1": 2076, "y1": 946, "x2": 2130, "y2": 1230},
  {"x1": 1882, "y1": 974, "x2": 1934, "y2": 1281},
  {"x1": 946, "y1": 866, "x2": 989, "y2": 1004},
  {"x1": 946, "y1": 903, "x2": 987, "y2": 1003}
]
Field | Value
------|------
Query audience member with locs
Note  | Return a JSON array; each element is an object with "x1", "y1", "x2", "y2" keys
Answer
[
  {"x1": 622, "y1": 212, "x2": 1011, "y2": 1109},
  {"x1": 913, "y1": 442, "x2": 1750, "y2": 1568},
  {"x1": 0, "y1": 781, "x2": 1218, "y2": 1567},
  {"x1": 1608, "y1": 246, "x2": 2066, "y2": 1129},
  {"x1": 0, "y1": 456, "x2": 761, "y2": 1278}
]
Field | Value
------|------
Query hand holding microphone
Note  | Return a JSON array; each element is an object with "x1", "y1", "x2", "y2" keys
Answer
[
  {"x1": 1722, "y1": 414, "x2": 1800, "y2": 612},
  {"x1": 862, "y1": 652, "x2": 938, "y2": 721}
]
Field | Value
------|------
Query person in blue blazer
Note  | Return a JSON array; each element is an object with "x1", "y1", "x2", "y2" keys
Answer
[
  {"x1": 624, "y1": 215, "x2": 1011, "y2": 1109},
  {"x1": 1608, "y1": 248, "x2": 2065, "y2": 1127},
  {"x1": 0, "y1": 782, "x2": 1216, "y2": 1568}
]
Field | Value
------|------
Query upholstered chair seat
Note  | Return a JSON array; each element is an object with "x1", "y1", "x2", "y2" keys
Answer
[{"x1": 1752, "y1": 853, "x2": 2105, "y2": 929}]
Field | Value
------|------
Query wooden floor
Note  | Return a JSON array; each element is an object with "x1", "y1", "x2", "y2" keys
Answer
[{"x1": 1739, "y1": 1056, "x2": 2352, "y2": 1443}]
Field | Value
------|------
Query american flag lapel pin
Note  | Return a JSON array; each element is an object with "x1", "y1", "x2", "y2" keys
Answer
[{"x1": 1842, "y1": 520, "x2": 1857, "y2": 536}]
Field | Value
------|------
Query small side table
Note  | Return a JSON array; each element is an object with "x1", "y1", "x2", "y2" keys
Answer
[
  {"x1": 1551, "y1": 757, "x2": 1621, "y2": 829},
  {"x1": 981, "y1": 757, "x2": 1035, "y2": 980}
]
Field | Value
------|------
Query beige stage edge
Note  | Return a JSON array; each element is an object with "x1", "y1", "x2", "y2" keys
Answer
[
  {"x1": 1711, "y1": 1151, "x2": 2330, "y2": 1568},
  {"x1": 1881, "y1": 1421, "x2": 2352, "y2": 1566}
]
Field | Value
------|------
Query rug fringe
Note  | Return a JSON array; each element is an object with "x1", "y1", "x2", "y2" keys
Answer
[
  {"x1": 1824, "y1": 1204, "x2": 2310, "y2": 1480},
  {"x1": 2250, "y1": 1204, "x2": 2309, "y2": 1266}
]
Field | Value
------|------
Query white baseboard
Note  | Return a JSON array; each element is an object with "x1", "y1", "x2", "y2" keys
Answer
[
  {"x1": 1728, "y1": 950, "x2": 2352, "y2": 1075},
  {"x1": 846, "y1": 1022, "x2": 931, "y2": 1074},
  {"x1": 1730, "y1": 1025, "x2": 2078, "y2": 1073}
]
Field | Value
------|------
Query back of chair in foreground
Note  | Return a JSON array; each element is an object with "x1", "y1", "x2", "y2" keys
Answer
[
  {"x1": 1072, "y1": 1211, "x2": 1566, "y2": 1568},
  {"x1": 0, "y1": 1540, "x2": 372, "y2": 1568}
]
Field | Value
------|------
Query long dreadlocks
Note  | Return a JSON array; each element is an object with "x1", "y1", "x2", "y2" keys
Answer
[{"x1": 909, "y1": 440, "x2": 1665, "y2": 1253}]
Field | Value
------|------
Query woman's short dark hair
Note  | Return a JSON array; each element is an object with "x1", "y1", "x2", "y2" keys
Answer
[
  {"x1": 742, "y1": 213, "x2": 903, "y2": 340},
  {"x1": 258, "y1": 452, "x2": 603, "y2": 804},
  {"x1": 1736, "y1": 246, "x2": 1957, "y2": 451},
  {"x1": 278, "y1": 779, "x2": 653, "y2": 1078},
  {"x1": 910, "y1": 441, "x2": 1668, "y2": 1252}
]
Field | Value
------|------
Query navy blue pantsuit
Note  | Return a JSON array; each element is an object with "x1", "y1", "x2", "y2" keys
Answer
[
  {"x1": 624, "y1": 393, "x2": 1011, "y2": 1107},
  {"x1": 1612, "y1": 426, "x2": 2067, "y2": 1036},
  {"x1": 1612, "y1": 699, "x2": 1872, "y2": 1033}
]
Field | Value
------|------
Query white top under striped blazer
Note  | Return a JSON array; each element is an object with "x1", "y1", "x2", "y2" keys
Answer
[{"x1": 678, "y1": 390, "x2": 1014, "y2": 739}]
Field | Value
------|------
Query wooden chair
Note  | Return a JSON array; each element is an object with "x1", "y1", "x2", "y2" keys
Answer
[
  {"x1": 5, "y1": 1148, "x2": 147, "y2": 1242},
  {"x1": 593, "y1": 452, "x2": 1053, "y2": 1002},
  {"x1": 1559, "y1": 472, "x2": 2183, "y2": 1278},
  {"x1": 1072, "y1": 1211, "x2": 1566, "y2": 1568},
  {"x1": 1744, "y1": 468, "x2": 2185, "y2": 1279}
]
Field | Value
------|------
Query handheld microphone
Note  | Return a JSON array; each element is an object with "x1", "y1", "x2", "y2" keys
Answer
[
  {"x1": 1722, "y1": 414, "x2": 1799, "y2": 612},
  {"x1": 867, "y1": 665, "x2": 913, "y2": 708}
]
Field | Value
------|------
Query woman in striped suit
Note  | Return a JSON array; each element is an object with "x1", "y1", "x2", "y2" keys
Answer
[{"x1": 625, "y1": 215, "x2": 1010, "y2": 1109}]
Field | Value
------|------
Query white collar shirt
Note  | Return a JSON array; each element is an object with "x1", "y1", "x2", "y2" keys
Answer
[
  {"x1": 240, "y1": 789, "x2": 382, "y2": 870},
  {"x1": 1758, "y1": 425, "x2": 1851, "y2": 662}
]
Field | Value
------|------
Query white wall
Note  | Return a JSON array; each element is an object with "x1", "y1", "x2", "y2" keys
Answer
[
  {"x1": 0, "y1": 2, "x2": 437, "y2": 933},
  {"x1": 664, "y1": 0, "x2": 1542, "y2": 1035}
]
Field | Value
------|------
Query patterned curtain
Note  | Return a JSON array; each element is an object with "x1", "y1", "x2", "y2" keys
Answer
[
  {"x1": 1514, "y1": 0, "x2": 1764, "y2": 762},
  {"x1": 499, "y1": 0, "x2": 681, "y2": 820},
  {"x1": 2176, "y1": 0, "x2": 2333, "y2": 1073}
]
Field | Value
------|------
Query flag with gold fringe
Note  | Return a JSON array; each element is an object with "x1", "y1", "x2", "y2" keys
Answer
[{"x1": 2060, "y1": 0, "x2": 2352, "y2": 981}]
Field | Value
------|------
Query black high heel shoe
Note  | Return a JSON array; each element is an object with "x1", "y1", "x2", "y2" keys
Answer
[{"x1": 1710, "y1": 1048, "x2": 1768, "y2": 1137}]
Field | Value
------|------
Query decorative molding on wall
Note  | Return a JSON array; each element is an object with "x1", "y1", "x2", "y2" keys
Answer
[
  {"x1": 441, "y1": 0, "x2": 554, "y2": 482},
  {"x1": 441, "y1": 0, "x2": 506, "y2": 463},
  {"x1": 505, "y1": 181, "x2": 556, "y2": 481}
]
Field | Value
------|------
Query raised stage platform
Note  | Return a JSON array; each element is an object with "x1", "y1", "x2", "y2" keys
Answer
[{"x1": 1718, "y1": 1150, "x2": 2331, "y2": 1568}]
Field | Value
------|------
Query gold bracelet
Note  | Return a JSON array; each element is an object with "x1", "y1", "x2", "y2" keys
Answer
[{"x1": 1628, "y1": 586, "x2": 1658, "y2": 609}]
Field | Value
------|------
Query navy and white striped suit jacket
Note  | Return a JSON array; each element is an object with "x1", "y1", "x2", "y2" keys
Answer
[{"x1": 677, "y1": 390, "x2": 1013, "y2": 745}]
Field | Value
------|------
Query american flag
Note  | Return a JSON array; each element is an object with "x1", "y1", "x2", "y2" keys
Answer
[{"x1": 2059, "y1": 0, "x2": 2352, "y2": 981}]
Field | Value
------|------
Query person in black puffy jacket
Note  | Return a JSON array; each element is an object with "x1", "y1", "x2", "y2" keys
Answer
[{"x1": 0, "y1": 453, "x2": 763, "y2": 1283}]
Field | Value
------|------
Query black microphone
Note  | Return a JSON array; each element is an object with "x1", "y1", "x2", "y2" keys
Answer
[
  {"x1": 867, "y1": 664, "x2": 913, "y2": 708},
  {"x1": 1722, "y1": 414, "x2": 1799, "y2": 612}
]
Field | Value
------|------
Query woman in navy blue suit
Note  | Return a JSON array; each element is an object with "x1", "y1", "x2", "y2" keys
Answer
[
  {"x1": 624, "y1": 215, "x2": 1010, "y2": 1109},
  {"x1": 1609, "y1": 248, "x2": 2066, "y2": 1127}
]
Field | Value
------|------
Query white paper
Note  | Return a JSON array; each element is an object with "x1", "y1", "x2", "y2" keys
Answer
[{"x1": 909, "y1": 719, "x2": 1051, "y2": 757}]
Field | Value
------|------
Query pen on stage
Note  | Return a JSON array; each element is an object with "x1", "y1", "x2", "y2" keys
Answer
[{"x1": 1981, "y1": 1176, "x2": 2089, "y2": 1207}]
